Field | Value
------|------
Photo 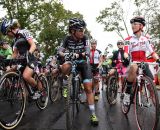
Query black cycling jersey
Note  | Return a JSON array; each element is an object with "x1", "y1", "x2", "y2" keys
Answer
[
  {"x1": 61, "y1": 34, "x2": 89, "y2": 60},
  {"x1": 13, "y1": 29, "x2": 37, "y2": 69},
  {"x1": 60, "y1": 34, "x2": 92, "y2": 81},
  {"x1": 13, "y1": 29, "x2": 33, "y2": 55}
]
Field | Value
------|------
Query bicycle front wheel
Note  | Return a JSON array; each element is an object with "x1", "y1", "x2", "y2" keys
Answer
[
  {"x1": 135, "y1": 76, "x2": 159, "y2": 130},
  {"x1": 36, "y1": 74, "x2": 49, "y2": 110},
  {"x1": 106, "y1": 75, "x2": 118, "y2": 105},
  {"x1": 0, "y1": 72, "x2": 26, "y2": 130},
  {"x1": 66, "y1": 74, "x2": 80, "y2": 130}
]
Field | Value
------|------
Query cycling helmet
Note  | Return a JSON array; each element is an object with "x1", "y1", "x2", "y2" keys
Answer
[
  {"x1": 103, "y1": 51, "x2": 109, "y2": 56},
  {"x1": 90, "y1": 39, "x2": 97, "y2": 44},
  {"x1": 1, "y1": 19, "x2": 20, "y2": 35},
  {"x1": 69, "y1": 18, "x2": 86, "y2": 30},
  {"x1": 117, "y1": 40, "x2": 124, "y2": 45},
  {"x1": 130, "y1": 16, "x2": 145, "y2": 26}
]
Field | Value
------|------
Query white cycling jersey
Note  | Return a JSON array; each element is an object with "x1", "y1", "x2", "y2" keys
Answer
[
  {"x1": 90, "y1": 49, "x2": 102, "y2": 64},
  {"x1": 125, "y1": 34, "x2": 155, "y2": 62}
]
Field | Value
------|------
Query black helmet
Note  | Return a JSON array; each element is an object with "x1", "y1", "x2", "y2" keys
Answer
[
  {"x1": 117, "y1": 40, "x2": 124, "y2": 45},
  {"x1": 69, "y1": 18, "x2": 86, "y2": 30},
  {"x1": 1, "y1": 19, "x2": 20, "y2": 35},
  {"x1": 130, "y1": 16, "x2": 145, "y2": 26}
]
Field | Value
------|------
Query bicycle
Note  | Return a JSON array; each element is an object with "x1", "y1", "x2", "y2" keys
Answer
[
  {"x1": 47, "y1": 55, "x2": 63, "y2": 103},
  {"x1": 106, "y1": 67, "x2": 119, "y2": 105},
  {"x1": 64, "y1": 53, "x2": 83, "y2": 130},
  {"x1": 100, "y1": 64, "x2": 111, "y2": 91},
  {"x1": 121, "y1": 62, "x2": 160, "y2": 130},
  {"x1": 106, "y1": 61, "x2": 127, "y2": 105},
  {"x1": 0, "y1": 57, "x2": 49, "y2": 130}
]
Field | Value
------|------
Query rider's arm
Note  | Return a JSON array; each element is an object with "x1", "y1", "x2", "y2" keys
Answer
[
  {"x1": 146, "y1": 40, "x2": 159, "y2": 61},
  {"x1": 98, "y1": 54, "x2": 103, "y2": 68},
  {"x1": 12, "y1": 48, "x2": 18, "y2": 59},
  {"x1": 58, "y1": 40, "x2": 67, "y2": 57},
  {"x1": 28, "y1": 39, "x2": 36, "y2": 54},
  {"x1": 111, "y1": 51, "x2": 117, "y2": 67}
]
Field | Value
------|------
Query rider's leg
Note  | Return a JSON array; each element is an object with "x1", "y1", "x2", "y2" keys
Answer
[
  {"x1": 126, "y1": 63, "x2": 138, "y2": 94},
  {"x1": 123, "y1": 63, "x2": 137, "y2": 105},
  {"x1": 81, "y1": 62, "x2": 98, "y2": 125},
  {"x1": 23, "y1": 66, "x2": 37, "y2": 89},
  {"x1": 60, "y1": 62, "x2": 71, "y2": 97}
]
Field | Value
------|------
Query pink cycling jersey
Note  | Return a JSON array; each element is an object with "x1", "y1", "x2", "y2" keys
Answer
[{"x1": 125, "y1": 34, "x2": 155, "y2": 62}]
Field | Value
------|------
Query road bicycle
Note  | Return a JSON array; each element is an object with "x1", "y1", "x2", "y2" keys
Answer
[
  {"x1": 121, "y1": 62, "x2": 159, "y2": 130},
  {"x1": 0, "y1": 57, "x2": 49, "y2": 130}
]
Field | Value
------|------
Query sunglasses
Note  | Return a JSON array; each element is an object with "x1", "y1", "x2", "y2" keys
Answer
[
  {"x1": 117, "y1": 42, "x2": 124, "y2": 45},
  {"x1": 77, "y1": 29, "x2": 85, "y2": 32}
]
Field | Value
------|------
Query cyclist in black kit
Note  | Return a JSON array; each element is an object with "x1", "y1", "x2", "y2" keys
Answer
[
  {"x1": 59, "y1": 18, "x2": 99, "y2": 125},
  {"x1": 0, "y1": 19, "x2": 42, "y2": 99}
]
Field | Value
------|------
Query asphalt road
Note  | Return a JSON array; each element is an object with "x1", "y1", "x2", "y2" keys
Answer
[{"x1": 2, "y1": 85, "x2": 160, "y2": 130}]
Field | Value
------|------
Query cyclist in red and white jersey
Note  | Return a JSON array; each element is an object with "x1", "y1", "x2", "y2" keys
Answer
[
  {"x1": 89, "y1": 39, "x2": 102, "y2": 101},
  {"x1": 123, "y1": 16, "x2": 160, "y2": 106}
]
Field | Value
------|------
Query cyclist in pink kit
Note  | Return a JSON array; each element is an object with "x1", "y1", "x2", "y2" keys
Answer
[{"x1": 110, "y1": 40, "x2": 129, "y2": 92}]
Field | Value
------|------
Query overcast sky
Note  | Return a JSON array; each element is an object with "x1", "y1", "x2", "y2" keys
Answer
[
  {"x1": 62, "y1": 0, "x2": 135, "y2": 53},
  {"x1": 0, "y1": 0, "x2": 135, "y2": 53}
]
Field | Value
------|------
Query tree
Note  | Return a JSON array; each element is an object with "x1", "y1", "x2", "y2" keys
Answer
[
  {"x1": 97, "y1": 0, "x2": 160, "y2": 40},
  {"x1": 0, "y1": 0, "x2": 84, "y2": 58},
  {"x1": 96, "y1": 0, "x2": 130, "y2": 40}
]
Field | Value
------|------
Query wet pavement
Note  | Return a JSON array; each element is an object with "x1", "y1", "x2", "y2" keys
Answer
[{"x1": 5, "y1": 85, "x2": 160, "y2": 130}]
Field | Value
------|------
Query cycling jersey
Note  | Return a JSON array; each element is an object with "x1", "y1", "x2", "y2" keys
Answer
[
  {"x1": 13, "y1": 29, "x2": 37, "y2": 69},
  {"x1": 112, "y1": 49, "x2": 129, "y2": 67},
  {"x1": 61, "y1": 34, "x2": 89, "y2": 60},
  {"x1": 90, "y1": 49, "x2": 101, "y2": 64},
  {"x1": 125, "y1": 34, "x2": 154, "y2": 62},
  {"x1": 60, "y1": 34, "x2": 92, "y2": 81},
  {"x1": 13, "y1": 29, "x2": 33, "y2": 55}
]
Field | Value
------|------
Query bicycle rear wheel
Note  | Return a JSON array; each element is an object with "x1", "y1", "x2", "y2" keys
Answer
[
  {"x1": 0, "y1": 72, "x2": 26, "y2": 130},
  {"x1": 135, "y1": 76, "x2": 159, "y2": 130},
  {"x1": 66, "y1": 74, "x2": 80, "y2": 130},
  {"x1": 106, "y1": 75, "x2": 118, "y2": 105},
  {"x1": 36, "y1": 74, "x2": 49, "y2": 110}
]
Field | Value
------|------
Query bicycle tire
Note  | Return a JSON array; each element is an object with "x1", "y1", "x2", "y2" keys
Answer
[
  {"x1": 135, "y1": 76, "x2": 159, "y2": 130},
  {"x1": 66, "y1": 74, "x2": 80, "y2": 130},
  {"x1": 0, "y1": 72, "x2": 26, "y2": 130},
  {"x1": 36, "y1": 74, "x2": 49, "y2": 110},
  {"x1": 106, "y1": 75, "x2": 118, "y2": 105},
  {"x1": 49, "y1": 77, "x2": 61, "y2": 103},
  {"x1": 121, "y1": 78, "x2": 135, "y2": 115}
]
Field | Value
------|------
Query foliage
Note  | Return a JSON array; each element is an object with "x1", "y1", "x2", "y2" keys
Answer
[{"x1": 0, "y1": 0, "x2": 84, "y2": 58}]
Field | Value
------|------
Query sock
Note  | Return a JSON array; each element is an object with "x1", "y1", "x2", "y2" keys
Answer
[{"x1": 89, "y1": 104, "x2": 95, "y2": 115}]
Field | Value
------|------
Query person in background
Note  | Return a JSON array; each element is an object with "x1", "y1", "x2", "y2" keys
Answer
[
  {"x1": 109, "y1": 40, "x2": 129, "y2": 93},
  {"x1": 90, "y1": 39, "x2": 102, "y2": 101},
  {"x1": 0, "y1": 40, "x2": 12, "y2": 59}
]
